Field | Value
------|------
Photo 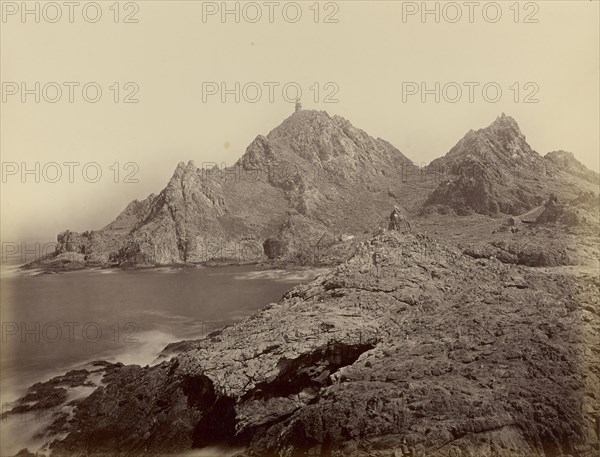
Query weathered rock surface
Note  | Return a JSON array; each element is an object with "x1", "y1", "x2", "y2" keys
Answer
[
  {"x1": 424, "y1": 114, "x2": 598, "y2": 216},
  {"x1": 31, "y1": 111, "x2": 424, "y2": 269},
  {"x1": 26, "y1": 112, "x2": 599, "y2": 270},
  {"x1": 9, "y1": 231, "x2": 599, "y2": 457},
  {"x1": 458, "y1": 192, "x2": 599, "y2": 268},
  {"x1": 460, "y1": 238, "x2": 575, "y2": 267},
  {"x1": 536, "y1": 192, "x2": 599, "y2": 233},
  {"x1": 545, "y1": 151, "x2": 600, "y2": 185}
]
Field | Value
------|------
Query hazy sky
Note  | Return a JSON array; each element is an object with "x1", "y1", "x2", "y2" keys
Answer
[{"x1": 1, "y1": 0, "x2": 599, "y2": 242}]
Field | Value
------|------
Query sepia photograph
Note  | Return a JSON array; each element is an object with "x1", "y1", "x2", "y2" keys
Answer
[{"x1": 1, "y1": 1, "x2": 599, "y2": 456}]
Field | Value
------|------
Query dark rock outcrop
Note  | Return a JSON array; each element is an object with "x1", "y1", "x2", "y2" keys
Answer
[{"x1": 461, "y1": 238, "x2": 575, "y2": 267}]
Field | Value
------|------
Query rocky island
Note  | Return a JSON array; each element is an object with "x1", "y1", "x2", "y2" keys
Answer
[
  {"x1": 23, "y1": 111, "x2": 599, "y2": 272},
  {"x1": 7, "y1": 111, "x2": 600, "y2": 456}
]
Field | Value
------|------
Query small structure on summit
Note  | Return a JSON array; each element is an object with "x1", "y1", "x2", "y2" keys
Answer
[
  {"x1": 389, "y1": 206, "x2": 411, "y2": 233},
  {"x1": 294, "y1": 98, "x2": 302, "y2": 113}
]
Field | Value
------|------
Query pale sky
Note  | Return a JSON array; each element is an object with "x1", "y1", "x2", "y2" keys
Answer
[{"x1": 1, "y1": 0, "x2": 599, "y2": 242}]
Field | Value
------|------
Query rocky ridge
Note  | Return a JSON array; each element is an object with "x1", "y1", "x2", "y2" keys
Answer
[
  {"x1": 25, "y1": 112, "x2": 599, "y2": 270},
  {"x1": 31, "y1": 110, "x2": 421, "y2": 270},
  {"x1": 545, "y1": 151, "x2": 600, "y2": 185},
  {"x1": 424, "y1": 114, "x2": 597, "y2": 216}
]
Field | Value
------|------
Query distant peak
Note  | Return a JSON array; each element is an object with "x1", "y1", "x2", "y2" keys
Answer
[
  {"x1": 460, "y1": 113, "x2": 524, "y2": 144},
  {"x1": 545, "y1": 150, "x2": 599, "y2": 183},
  {"x1": 175, "y1": 160, "x2": 196, "y2": 169},
  {"x1": 171, "y1": 160, "x2": 197, "y2": 181},
  {"x1": 287, "y1": 108, "x2": 331, "y2": 120},
  {"x1": 546, "y1": 150, "x2": 575, "y2": 159},
  {"x1": 489, "y1": 113, "x2": 521, "y2": 132},
  {"x1": 268, "y1": 110, "x2": 334, "y2": 137}
]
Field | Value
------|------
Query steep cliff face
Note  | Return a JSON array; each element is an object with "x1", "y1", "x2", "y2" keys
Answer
[
  {"x1": 431, "y1": 114, "x2": 539, "y2": 169},
  {"x1": 9, "y1": 231, "x2": 599, "y2": 456},
  {"x1": 111, "y1": 160, "x2": 231, "y2": 265}
]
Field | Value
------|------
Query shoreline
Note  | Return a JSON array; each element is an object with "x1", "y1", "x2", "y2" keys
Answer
[{"x1": 15, "y1": 257, "x2": 335, "y2": 276}]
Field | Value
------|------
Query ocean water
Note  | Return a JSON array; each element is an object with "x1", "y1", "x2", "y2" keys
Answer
[{"x1": 0, "y1": 263, "x2": 322, "y2": 455}]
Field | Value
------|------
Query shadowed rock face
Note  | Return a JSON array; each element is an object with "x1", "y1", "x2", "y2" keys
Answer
[
  {"x1": 424, "y1": 114, "x2": 598, "y2": 216},
  {"x1": 9, "y1": 231, "x2": 599, "y2": 457}
]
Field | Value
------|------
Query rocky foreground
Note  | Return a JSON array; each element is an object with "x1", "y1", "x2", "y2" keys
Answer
[{"x1": 6, "y1": 231, "x2": 600, "y2": 456}]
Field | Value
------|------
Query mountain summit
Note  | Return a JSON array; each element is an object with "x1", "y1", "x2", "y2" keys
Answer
[
  {"x1": 424, "y1": 114, "x2": 593, "y2": 215},
  {"x1": 36, "y1": 111, "x2": 598, "y2": 268},
  {"x1": 441, "y1": 113, "x2": 530, "y2": 161},
  {"x1": 50, "y1": 111, "x2": 416, "y2": 267},
  {"x1": 239, "y1": 110, "x2": 410, "y2": 181}
]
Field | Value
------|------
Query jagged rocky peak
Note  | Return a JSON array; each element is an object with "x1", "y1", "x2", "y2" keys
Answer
[
  {"x1": 266, "y1": 109, "x2": 379, "y2": 160},
  {"x1": 237, "y1": 135, "x2": 276, "y2": 171},
  {"x1": 445, "y1": 112, "x2": 535, "y2": 163},
  {"x1": 473, "y1": 112, "x2": 524, "y2": 140},
  {"x1": 169, "y1": 160, "x2": 198, "y2": 181},
  {"x1": 269, "y1": 109, "x2": 361, "y2": 145},
  {"x1": 490, "y1": 112, "x2": 522, "y2": 132},
  {"x1": 486, "y1": 113, "x2": 531, "y2": 153},
  {"x1": 108, "y1": 194, "x2": 157, "y2": 220},
  {"x1": 239, "y1": 109, "x2": 410, "y2": 183},
  {"x1": 253, "y1": 109, "x2": 350, "y2": 164},
  {"x1": 237, "y1": 110, "x2": 340, "y2": 169},
  {"x1": 163, "y1": 160, "x2": 225, "y2": 196},
  {"x1": 164, "y1": 159, "x2": 225, "y2": 207},
  {"x1": 425, "y1": 114, "x2": 550, "y2": 215}
]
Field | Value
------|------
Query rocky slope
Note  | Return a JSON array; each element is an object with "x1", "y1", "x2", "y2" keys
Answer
[
  {"x1": 424, "y1": 114, "x2": 598, "y2": 216},
  {"x1": 26, "y1": 112, "x2": 599, "y2": 270},
  {"x1": 535, "y1": 192, "x2": 599, "y2": 232},
  {"x1": 30, "y1": 110, "x2": 426, "y2": 269},
  {"x1": 545, "y1": 151, "x2": 600, "y2": 185},
  {"x1": 7, "y1": 231, "x2": 599, "y2": 456},
  {"x1": 454, "y1": 190, "x2": 600, "y2": 269}
]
